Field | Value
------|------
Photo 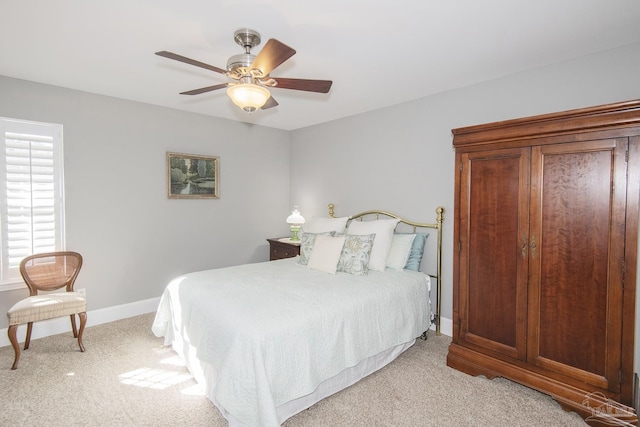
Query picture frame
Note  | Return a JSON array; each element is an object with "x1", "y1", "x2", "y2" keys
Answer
[{"x1": 167, "y1": 151, "x2": 219, "y2": 199}]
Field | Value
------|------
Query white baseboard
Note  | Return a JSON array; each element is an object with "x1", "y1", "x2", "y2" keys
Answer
[
  {"x1": 429, "y1": 316, "x2": 452, "y2": 337},
  {"x1": 0, "y1": 297, "x2": 160, "y2": 348},
  {"x1": 439, "y1": 316, "x2": 453, "y2": 337}
]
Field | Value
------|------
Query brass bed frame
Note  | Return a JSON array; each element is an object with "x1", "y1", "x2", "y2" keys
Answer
[{"x1": 328, "y1": 203, "x2": 445, "y2": 336}]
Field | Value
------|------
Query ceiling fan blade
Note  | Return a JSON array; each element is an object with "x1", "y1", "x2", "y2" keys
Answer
[
  {"x1": 250, "y1": 39, "x2": 296, "y2": 76},
  {"x1": 156, "y1": 51, "x2": 227, "y2": 75},
  {"x1": 271, "y1": 78, "x2": 332, "y2": 93},
  {"x1": 261, "y1": 96, "x2": 279, "y2": 110},
  {"x1": 180, "y1": 83, "x2": 229, "y2": 95}
]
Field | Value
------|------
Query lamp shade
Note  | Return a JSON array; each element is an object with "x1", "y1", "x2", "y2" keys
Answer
[
  {"x1": 227, "y1": 83, "x2": 270, "y2": 112},
  {"x1": 286, "y1": 207, "x2": 305, "y2": 225}
]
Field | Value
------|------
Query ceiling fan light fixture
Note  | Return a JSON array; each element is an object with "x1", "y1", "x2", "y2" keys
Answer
[
  {"x1": 227, "y1": 83, "x2": 270, "y2": 113},
  {"x1": 158, "y1": 28, "x2": 332, "y2": 112}
]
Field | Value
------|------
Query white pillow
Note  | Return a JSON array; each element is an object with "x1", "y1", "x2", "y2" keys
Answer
[
  {"x1": 307, "y1": 234, "x2": 346, "y2": 274},
  {"x1": 303, "y1": 216, "x2": 349, "y2": 234},
  {"x1": 386, "y1": 234, "x2": 417, "y2": 270},
  {"x1": 347, "y1": 218, "x2": 400, "y2": 271}
]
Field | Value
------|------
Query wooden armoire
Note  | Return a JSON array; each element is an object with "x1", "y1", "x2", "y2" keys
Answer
[{"x1": 447, "y1": 100, "x2": 640, "y2": 425}]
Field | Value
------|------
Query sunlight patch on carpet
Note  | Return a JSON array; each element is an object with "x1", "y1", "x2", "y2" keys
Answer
[
  {"x1": 119, "y1": 367, "x2": 192, "y2": 390},
  {"x1": 160, "y1": 355, "x2": 186, "y2": 367}
]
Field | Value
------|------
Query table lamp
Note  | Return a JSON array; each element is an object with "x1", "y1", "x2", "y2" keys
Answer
[{"x1": 286, "y1": 206, "x2": 305, "y2": 241}]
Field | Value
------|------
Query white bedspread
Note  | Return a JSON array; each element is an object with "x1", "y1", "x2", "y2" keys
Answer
[{"x1": 152, "y1": 258, "x2": 431, "y2": 427}]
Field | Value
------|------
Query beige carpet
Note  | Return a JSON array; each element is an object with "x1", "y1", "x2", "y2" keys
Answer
[{"x1": 0, "y1": 313, "x2": 586, "y2": 426}]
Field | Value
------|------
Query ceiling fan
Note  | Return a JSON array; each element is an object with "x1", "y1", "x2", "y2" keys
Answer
[{"x1": 156, "y1": 29, "x2": 333, "y2": 113}]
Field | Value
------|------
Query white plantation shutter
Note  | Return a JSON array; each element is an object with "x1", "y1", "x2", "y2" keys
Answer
[{"x1": 0, "y1": 118, "x2": 65, "y2": 288}]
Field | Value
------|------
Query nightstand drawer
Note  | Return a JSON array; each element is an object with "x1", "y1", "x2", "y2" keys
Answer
[{"x1": 267, "y1": 238, "x2": 301, "y2": 261}]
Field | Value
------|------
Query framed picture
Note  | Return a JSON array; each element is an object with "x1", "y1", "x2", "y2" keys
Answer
[{"x1": 167, "y1": 152, "x2": 219, "y2": 199}]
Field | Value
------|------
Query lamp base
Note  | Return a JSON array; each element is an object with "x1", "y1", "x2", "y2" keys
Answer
[{"x1": 290, "y1": 225, "x2": 302, "y2": 242}]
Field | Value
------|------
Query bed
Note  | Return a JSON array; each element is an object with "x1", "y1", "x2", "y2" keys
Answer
[{"x1": 152, "y1": 204, "x2": 444, "y2": 427}]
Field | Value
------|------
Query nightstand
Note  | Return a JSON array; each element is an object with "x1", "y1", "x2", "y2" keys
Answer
[{"x1": 267, "y1": 238, "x2": 301, "y2": 261}]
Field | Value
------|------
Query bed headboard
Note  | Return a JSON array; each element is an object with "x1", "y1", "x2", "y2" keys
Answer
[{"x1": 328, "y1": 203, "x2": 445, "y2": 336}]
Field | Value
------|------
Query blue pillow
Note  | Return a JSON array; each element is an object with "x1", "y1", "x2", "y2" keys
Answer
[{"x1": 404, "y1": 233, "x2": 428, "y2": 271}]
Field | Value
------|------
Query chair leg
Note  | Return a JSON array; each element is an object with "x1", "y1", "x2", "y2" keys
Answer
[
  {"x1": 24, "y1": 322, "x2": 33, "y2": 350},
  {"x1": 8, "y1": 325, "x2": 20, "y2": 370},
  {"x1": 77, "y1": 312, "x2": 86, "y2": 352},
  {"x1": 70, "y1": 314, "x2": 78, "y2": 338}
]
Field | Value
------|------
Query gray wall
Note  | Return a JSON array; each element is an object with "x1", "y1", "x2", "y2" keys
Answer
[
  {"x1": 1, "y1": 41, "x2": 639, "y2": 371},
  {"x1": 289, "y1": 41, "x2": 640, "y2": 350},
  {"x1": 0, "y1": 76, "x2": 292, "y2": 329}
]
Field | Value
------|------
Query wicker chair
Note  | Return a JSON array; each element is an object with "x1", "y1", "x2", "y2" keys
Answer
[{"x1": 7, "y1": 251, "x2": 86, "y2": 370}]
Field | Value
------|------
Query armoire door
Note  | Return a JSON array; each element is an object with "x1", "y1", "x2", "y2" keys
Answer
[
  {"x1": 527, "y1": 138, "x2": 628, "y2": 393},
  {"x1": 457, "y1": 147, "x2": 530, "y2": 360}
]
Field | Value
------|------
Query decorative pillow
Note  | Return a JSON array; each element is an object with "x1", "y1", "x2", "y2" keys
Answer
[
  {"x1": 386, "y1": 233, "x2": 417, "y2": 271},
  {"x1": 404, "y1": 233, "x2": 428, "y2": 271},
  {"x1": 307, "y1": 234, "x2": 346, "y2": 274},
  {"x1": 347, "y1": 218, "x2": 400, "y2": 272},
  {"x1": 336, "y1": 233, "x2": 375, "y2": 276},
  {"x1": 298, "y1": 231, "x2": 334, "y2": 266},
  {"x1": 302, "y1": 216, "x2": 350, "y2": 234}
]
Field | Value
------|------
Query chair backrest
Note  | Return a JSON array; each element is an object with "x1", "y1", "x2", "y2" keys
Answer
[{"x1": 19, "y1": 251, "x2": 83, "y2": 296}]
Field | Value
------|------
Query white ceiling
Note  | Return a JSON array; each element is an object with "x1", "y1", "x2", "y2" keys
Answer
[{"x1": 2, "y1": 1, "x2": 640, "y2": 131}]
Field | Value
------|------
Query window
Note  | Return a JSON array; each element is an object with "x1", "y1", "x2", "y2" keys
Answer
[{"x1": 0, "y1": 118, "x2": 65, "y2": 290}]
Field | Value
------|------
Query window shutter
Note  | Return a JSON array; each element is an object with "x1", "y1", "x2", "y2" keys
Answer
[{"x1": 0, "y1": 118, "x2": 64, "y2": 286}]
